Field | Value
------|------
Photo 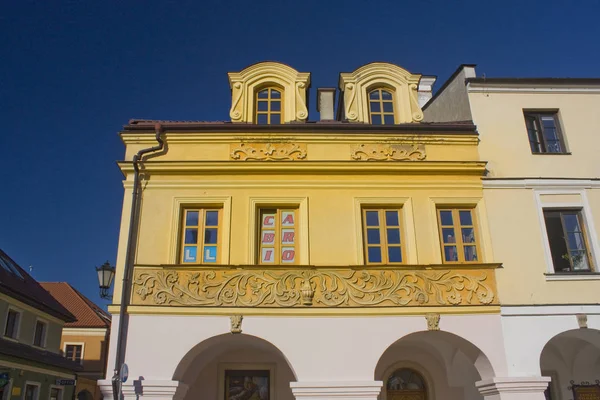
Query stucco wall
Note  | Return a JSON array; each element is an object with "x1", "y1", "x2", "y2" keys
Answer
[{"x1": 469, "y1": 91, "x2": 600, "y2": 178}]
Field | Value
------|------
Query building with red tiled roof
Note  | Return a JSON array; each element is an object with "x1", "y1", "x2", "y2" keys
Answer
[{"x1": 41, "y1": 282, "x2": 111, "y2": 400}]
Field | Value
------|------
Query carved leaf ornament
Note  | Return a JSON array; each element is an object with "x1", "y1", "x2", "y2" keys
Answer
[
  {"x1": 132, "y1": 268, "x2": 495, "y2": 308},
  {"x1": 351, "y1": 144, "x2": 426, "y2": 161},
  {"x1": 230, "y1": 143, "x2": 307, "y2": 161}
]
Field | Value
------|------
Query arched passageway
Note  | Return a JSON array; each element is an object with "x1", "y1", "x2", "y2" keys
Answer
[
  {"x1": 540, "y1": 328, "x2": 600, "y2": 400},
  {"x1": 173, "y1": 333, "x2": 297, "y2": 400},
  {"x1": 375, "y1": 330, "x2": 495, "y2": 400}
]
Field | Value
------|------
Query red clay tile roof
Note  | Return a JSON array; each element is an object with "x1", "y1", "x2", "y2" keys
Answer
[{"x1": 40, "y1": 282, "x2": 111, "y2": 328}]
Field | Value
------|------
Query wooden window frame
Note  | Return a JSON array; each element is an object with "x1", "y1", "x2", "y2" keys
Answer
[
  {"x1": 63, "y1": 342, "x2": 85, "y2": 364},
  {"x1": 368, "y1": 88, "x2": 395, "y2": 125},
  {"x1": 523, "y1": 111, "x2": 567, "y2": 154},
  {"x1": 179, "y1": 207, "x2": 222, "y2": 265},
  {"x1": 437, "y1": 208, "x2": 480, "y2": 264},
  {"x1": 543, "y1": 208, "x2": 594, "y2": 273},
  {"x1": 255, "y1": 87, "x2": 284, "y2": 125},
  {"x1": 362, "y1": 208, "x2": 406, "y2": 265},
  {"x1": 4, "y1": 307, "x2": 22, "y2": 340},
  {"x1": 257, "y1": 208, "x2": 299, "y2": 265},
  {"x1": 48, "y1": 386, "x2": 63, "y2": 400},
  {"x1": 32, "y1": 318, "x2": 48, "y2": 348}
]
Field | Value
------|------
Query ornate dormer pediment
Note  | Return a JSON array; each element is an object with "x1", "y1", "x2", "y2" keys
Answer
[
  {"x1": 228, "y1": 62, "x2": 311, "y2": 124},
  {"x1": 339, "y1": 63, "x2": 423, "y2": 124}
]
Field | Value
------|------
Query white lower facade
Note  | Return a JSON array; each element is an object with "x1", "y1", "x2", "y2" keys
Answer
[{"x1": 99, "y1": 306, "x2": 600, "y2": 400}]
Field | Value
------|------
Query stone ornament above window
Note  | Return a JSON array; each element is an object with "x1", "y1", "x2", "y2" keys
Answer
[
  {"x1": 339, "y1": 62, "x2": 424, "y2": 124},
  {"x1": 228, "y1": 62, "x2": 310, "y2": 124}
]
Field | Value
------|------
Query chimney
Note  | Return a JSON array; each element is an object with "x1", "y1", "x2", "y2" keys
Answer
[
  {"x1": 418, "y1": 76, "x2": 437, "y2": 108},
  {"x1": 317, "y1": 88, "x2": 336, "y2": 121}
]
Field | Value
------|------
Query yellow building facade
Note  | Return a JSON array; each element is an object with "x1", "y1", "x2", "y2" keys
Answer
[{"x1": 100, "y1": 62, "x2": 600, "y2": 400}]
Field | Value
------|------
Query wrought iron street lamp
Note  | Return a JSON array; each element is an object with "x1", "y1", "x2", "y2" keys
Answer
[{"x1": 96, "y1": 261, "x2": 115, "y2": 299}]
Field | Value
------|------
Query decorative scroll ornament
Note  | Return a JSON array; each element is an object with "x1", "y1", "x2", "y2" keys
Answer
[
  {"x1": 577, "y1": 314, "x2": 588, "y2": 329},
  {"x1": 351, "y1": 144, "x2": 426, "y2": 161},
  {"x1": 229, "y1": 82, "x2": 244, "y2": 121},
  {"x1": 344, "y1": 83, "x2": 358, "y2": 121},
  {"x1": 230, "y1": 143, "x2": 307, "y2": 161},
  {"x1": 230, "y1": 315, "x2": 243, "y2": 334},
  {"x1": 295, "y1": 82, "x2": 308, "y2": 121},
  {"x1": 409, "y1": 83, "x2": 424, "y2": 122},
  {"x1": 426, "y1": 313, "x2": 440, "y2": 331},
  {"x1": 132, "y1": 267, "x2": 497, "y2": 308}
]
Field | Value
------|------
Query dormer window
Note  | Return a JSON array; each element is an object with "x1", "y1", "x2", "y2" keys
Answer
[
  {"x1": 228, "y1": 62, "x2": 310, "y2": 124},
  {"x1": 369, "y1": 88, "x2": 395, "y2": 125},
  {"x1": 256, "y1": 87, "x2": 283, "y2": 124}
]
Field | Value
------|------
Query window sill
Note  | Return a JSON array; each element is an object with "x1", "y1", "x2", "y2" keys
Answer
[
  {"x1": 531, "y1": 152, "x2": 572, "y2": 156},
  {"x1": 545, "y1": 272, "x2": 600, "y2": 281},
  {"x1": 2, "y1": 336, "x2": 19, "y2": 343}
]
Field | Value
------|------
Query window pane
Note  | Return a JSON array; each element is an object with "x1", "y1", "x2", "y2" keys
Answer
[
  {"x1": 204, "y1": 228, "x2": 218, "y2": 244},
  {"x1": 444, "y1": 246, "x2": 458, "y2": 262},
  {"x1": 570, "y1": 251, "x2": 590, "y2": 271},
  {"x1": 385, "y1": 211, "x2": 399, "y2": 226},
  {"x1": 258, "y1": 90, "x2": 269, "y2": 99},
  {"x1": 383, "y1": 115, "x2": 394, "y2": 125},
  {"x1": 271, "y1": 114, "x2": 281, "y2": 125},
  {"x1": 371, "y1": 115, "x2": 382, "y2": 125},
  {"x1": 270, "y1": 89, "x2": 281, "y2": 99},
  {"x1": 442, "y1": 228, "x2": 456, "y2": 243},
  {"x1": 562, "y1": 213, "x2": 581, "y2": 232},
  {"x1": 388, "y1": 247, "x2": 402, "y2": 263},
  {"x1": 369, "y1": 90, "x2": 380, "y2": 100},
  {"x1": 203, "y1": 245, "x2": 217, "y2": 263},
  {"x1": 387, "y1": 229, "x2": 401, "y2": 244},
  {"x1": 381, "y1": 90, "x2": 392, "y2": 100},
  {"x1": 439, "y1": 210, "x2": 453, "y2": 225},
  {"x1": 184, "y1": 228, "x2": 198, "y2": 244},
  {"x1": 271, "y1": 101, "x2": 281, "y2": 112},
  {"x1": 367, "y1": 229, "x2": 381, "y2": 244},
  {"x1": 186, "y1": 211, "x2": 199, "y2": 226},
  {"x1": 464, "y1": 246, "x2": 478, "y2": 261},
  {"x1": 183, "y1": 246, "x2": 197, "y2": 262},
  {"x1": 205, "y1": 211, "x2": 219, "y2": 226},
  {"x1": 370, "y1": 102, "x2": 381, "y2": 112},
  {"x1": 383, "y1": 102, "x2": 394, "y2": 113},
  {"x1": 368, "y1": 247, "x2": 382, "y2": 263},
  {"x1": 544, "y1": 211, "x2": 571, "y2": 272},
  {"x1": 366, "y1": 211, "x2": 379, "y2": 226},
  {"x1": 257, "y1": 114, "x2": 268, "y2": 124},
  {"x1": 459, "y1": 210, "x2": 473, "y2": 226},
  {"x1": 567, "y1": 232, "x2": 586, "y2": 250},
  {"x1": 462, "y1": 228, "x2": 475, "y2": 243},
  {"x1": 257, "y1": 101, "x2": 268, "y2": 111}
]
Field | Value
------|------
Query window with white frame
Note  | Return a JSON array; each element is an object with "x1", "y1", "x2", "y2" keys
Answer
[
  {"x1": 4, "y1": 308, "x2": 21, "y2": 339},
  {"x1": 543, "y1": 209, "x2": 593, "y2": 272},
  {"x1": 49, "y1": 387, "x2": 62, "y2": 400}
]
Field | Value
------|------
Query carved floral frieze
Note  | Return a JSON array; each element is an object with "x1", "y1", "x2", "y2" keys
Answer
[
  {"x1": 351, "y1": 144, "x2": 426, "y2": 161},
  {"x1": 230, "y1": 143, "x2": 307, "y2": 161},
  {"x1": 132, "y1": 267, "x2": 497, "y2": 308}
]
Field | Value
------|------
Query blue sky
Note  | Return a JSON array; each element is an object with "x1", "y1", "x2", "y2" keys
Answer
[{"x1": 1, "y1": 0, "x2": 599, "y2": 307}]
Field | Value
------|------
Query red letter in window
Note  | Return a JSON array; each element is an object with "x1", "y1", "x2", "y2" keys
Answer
[
  {"x1": 263, "y1": 216, "x2": 274, "y2": 226},
  {"x1": 282, "y1": 213, "x2": 294, "y2": 225},
  {"x1": 281, "y1": 250, "x2": 295, "y2": 261},
  {"x1": 282, "y1": 231, "x2": 294, "y2": 243},
  {"x1": 262, "y1": 232, "x2": 275, "y2": 244},
  {"x1": 263, "y1": 250, "x2": 273, "y2": 262}
]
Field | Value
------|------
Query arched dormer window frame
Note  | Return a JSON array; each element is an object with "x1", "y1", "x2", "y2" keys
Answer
[
  {"x1": 366, "y1": 85, "x2": 397, "y2": 125},
  {"x1": 255, "y1": 85, "x2": 284, "y2": 125},
  {"x1": 339, "y1": 63, "x2": 423, "y2": 124},
  {"x1": 228, "y1": 62, "x2": 310, "y2": 124}
]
